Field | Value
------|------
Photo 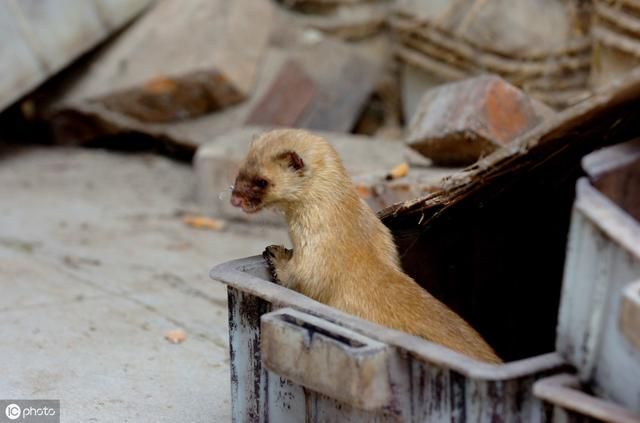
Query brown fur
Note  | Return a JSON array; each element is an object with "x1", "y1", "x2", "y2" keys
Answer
[{"x1": 231, "y1": 129, "x2": 501, "y2": 364}]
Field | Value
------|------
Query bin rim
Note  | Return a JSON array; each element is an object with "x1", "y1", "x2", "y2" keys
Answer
[
  {"x1": 575, "y1": 178, "x2": 640, "y2": 260},
  {"x1": 210, "y1": 256, "x2": 567, "y2": 381}
]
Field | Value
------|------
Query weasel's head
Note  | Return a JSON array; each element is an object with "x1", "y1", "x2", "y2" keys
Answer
[{"x1": 230, "y1": 129, "x2": 336, "y2": 214}]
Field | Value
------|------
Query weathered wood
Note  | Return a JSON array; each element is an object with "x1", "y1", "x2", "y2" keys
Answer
[
  {"x1": 98, "y1": 71, "x2": 245, "y2": 123},
  {"x1": 354, "y1": 168, "x2": 457, "y2": 212},
  {"x1": 394, "y1": 0, "x2": 591, "y2": 58},
  {"x1": 277, "y1": 1, "x2": 390, "y2": 40},
  {"x1": 391, "y1": 0, "x2": 593, "y2": 108},
  {"x1": 379, "y1": 69, "x2": 640, "y2": 362},
  {"x1": 591, "y1": 0, "x2": 640, "y2": 89}
]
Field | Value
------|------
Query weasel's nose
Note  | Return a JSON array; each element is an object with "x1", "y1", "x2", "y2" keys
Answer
[{"x1": 230, "y1": 193, "x2": 243, "y2": 208}]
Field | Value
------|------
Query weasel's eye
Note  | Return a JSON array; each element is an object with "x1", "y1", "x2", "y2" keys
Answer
[{"x1": 255, "y1": 178, "x2": 268, "y2": 188}]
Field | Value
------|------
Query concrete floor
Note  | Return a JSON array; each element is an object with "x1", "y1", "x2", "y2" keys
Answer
[{"x1": 0, "y1": 145, "x2": 288, "y2": 422}]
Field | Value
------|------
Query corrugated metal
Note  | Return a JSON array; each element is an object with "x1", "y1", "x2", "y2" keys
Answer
[
  {"x1": 0, "y1": 0, "x2": 151, "y2": 112},
  {"x1": 557, "y1": 179, "x2": 640, "y2": 413},
  {"x1": 212, "y1": 258, "x2": 569, "y2": 422}
]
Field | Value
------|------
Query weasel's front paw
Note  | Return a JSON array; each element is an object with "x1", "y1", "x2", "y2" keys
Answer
[{"x1": 262, "y1": 245, "x2": 292, "y2": 283}]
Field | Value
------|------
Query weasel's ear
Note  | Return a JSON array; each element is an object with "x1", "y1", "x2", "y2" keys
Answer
[{"x1": 276, "y1": 150, "x2": 304, "y2": 171}]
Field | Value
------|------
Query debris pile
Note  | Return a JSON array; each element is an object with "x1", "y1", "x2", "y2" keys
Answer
[
  {"x1": 4, "y1": 0, "x2": 640, "y2": 222},
  {"x1": 391, "y1": 0, "x2": 593, "y2": 112},
  {"x1": 275, "y1": 0, "x2": 391, "y2": 40},
  {"x1": 2, "y1": 0, "x2": 640, "y2": 420},
  {"x1": 46, "y1": 0, "x2": 385, "y2": 158},
  {"x1": 49, "y1": 0, "x2": 275, "y2": 149},
  {"x1": 4, "y1": 0, "x2": 640, "y2": 221},
  {"x1": 591, "y1": 0, "x2": 640, "y2": 88}
]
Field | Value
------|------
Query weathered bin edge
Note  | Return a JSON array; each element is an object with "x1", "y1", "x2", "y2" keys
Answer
[
  {"x1": 210, "y1": 257, "x2": 567, "y2": 381},
  {"x1": 534, "y1": 374, "x2": 640, "y2": 423},
  {"x1": 557, "y1": 177, "x2": 640, "y2": 412},
  {"x1": 574, "y1": 179, "x2": 640, "y2": 260}
]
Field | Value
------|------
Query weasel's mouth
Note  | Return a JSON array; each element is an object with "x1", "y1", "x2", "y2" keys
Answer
[
  {"x1": 241, "y1": 203, "x2": 263, "y2": 214},
  {"x1": 231, "y1": 193, "x2": 263, "y2": 214}
]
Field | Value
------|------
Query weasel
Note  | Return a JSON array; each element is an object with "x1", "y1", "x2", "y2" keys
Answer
[{"x1": 230, "y1": 129, "x2": 501, "y2": 363}]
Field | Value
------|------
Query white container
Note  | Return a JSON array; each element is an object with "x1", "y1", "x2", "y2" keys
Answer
[
  {"x1": 211, "y1": 257, "x2": 568, "y2": 422},
  {"x1": 557, "y1": 177, "x2": 640, "y2": 413},
  {"x1": 534, "y1": 374, "x2": 640, "y2": 423}
]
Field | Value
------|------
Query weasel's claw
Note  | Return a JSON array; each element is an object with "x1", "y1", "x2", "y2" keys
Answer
[
  {"x1": 263, "y1": 245, "x2": 280, "y2": 282},
  {"x1": 263, "y1": 245, "x2": 293, "y2": 283}
]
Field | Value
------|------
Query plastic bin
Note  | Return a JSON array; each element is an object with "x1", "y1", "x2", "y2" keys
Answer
[
  {"x1": 533, "y1": 374, "x2": 640, "y2": 423},
  {"x1": 557, "y1": 144, "x2": 640, "y2": 412},
  {"x1": 211, "y1": 257, "x2": 568, "y2": 422}
]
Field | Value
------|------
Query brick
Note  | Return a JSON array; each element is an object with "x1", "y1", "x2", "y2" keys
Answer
[
  {"x1": 50, "y1": 27, "x2": 381, "y2": 150},
  {"x1": 55, "y1": 0, "x2": 274, "y2": 123},
  {"x1": 245, "y1": 60, "x2": 316, "y2": 127},
  {"x1": 407, "y1": 75, "x2": 552, "y2": 166},
  {"x1": 296, "y1": 54, "x2": 380, "y2": 132}
]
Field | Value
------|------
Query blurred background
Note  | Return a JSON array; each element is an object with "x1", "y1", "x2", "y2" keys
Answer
[{"x1": 1, "y1": 0, "x2": 640, "y2": 421}]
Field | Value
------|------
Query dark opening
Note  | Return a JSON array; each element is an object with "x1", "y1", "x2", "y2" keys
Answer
[
  {"x1": 381, "y1": 92, "x2": 640, "y2": 362},
  {"x1": 280, "y1": 313, "x2": 366, "y2": 349}
]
